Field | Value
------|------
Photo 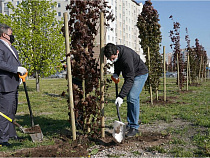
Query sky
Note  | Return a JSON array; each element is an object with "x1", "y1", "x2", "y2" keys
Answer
[{"x1": 136, "y1": 0, "x2": 210, "y2": 58}]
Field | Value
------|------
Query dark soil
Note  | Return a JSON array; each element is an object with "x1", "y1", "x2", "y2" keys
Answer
[{"x1": 0, "y1": 131, "x2": 170, "y2": 157}]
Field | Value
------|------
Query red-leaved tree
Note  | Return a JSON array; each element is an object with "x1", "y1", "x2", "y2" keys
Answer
[{"x1": 61, "y1": 0, "x2": 114, "y2": 136}]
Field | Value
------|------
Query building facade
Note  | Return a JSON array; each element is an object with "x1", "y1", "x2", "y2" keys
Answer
[
  {"x1": 0, "y1": 0, "x2": 69, "y2": 21},
  {"x1": 106, "y1": 0, "x2": 145, "y2": 59},
  {"x1": 0, "y1": 0, "x2": 145, "y2": 65}
]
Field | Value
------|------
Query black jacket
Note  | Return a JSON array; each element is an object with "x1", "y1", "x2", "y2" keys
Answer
[{"x1": 114, "y1": 45, "x2": 148, "y2": 99}]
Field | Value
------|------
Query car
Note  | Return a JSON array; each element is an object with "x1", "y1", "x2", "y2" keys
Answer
[
  {"x1": 165, "y1": 72, "x2": 177, "y2": 78},
  {"x1": 49, "y1": 72, "x2": 63, "y2": 78}
]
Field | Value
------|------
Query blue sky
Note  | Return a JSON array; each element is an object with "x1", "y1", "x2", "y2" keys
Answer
[{"x1": 136, "y1": 0, "x2": 210, "y2": 58}]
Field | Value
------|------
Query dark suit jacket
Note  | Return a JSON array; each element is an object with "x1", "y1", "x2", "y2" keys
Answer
[{"x1": 0, "y1": 40, "x2": 21, "y2": 92}]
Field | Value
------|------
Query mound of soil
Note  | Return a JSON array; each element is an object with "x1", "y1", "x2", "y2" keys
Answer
[{"x1": 1, "y1": 131, "x2": 170, "y2": 157}]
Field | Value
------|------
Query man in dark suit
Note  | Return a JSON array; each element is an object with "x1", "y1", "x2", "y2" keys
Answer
[{"x1": 0, "y1": 23, "x2": 27, "y2": 146}]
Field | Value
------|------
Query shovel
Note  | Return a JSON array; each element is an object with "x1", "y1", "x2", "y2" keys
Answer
[
  {"x1": 19, "y1": 72, "x2": 43, "y2": 142},
  {"x1": 0, "y1": 111, "x2": 26, "y2": 133},
  {"x1": 111, "y1": 76, "x2": 126, "y2": 143},
  {"x1": 0, "y1": 111, "x2": 42, "y2": 141}
]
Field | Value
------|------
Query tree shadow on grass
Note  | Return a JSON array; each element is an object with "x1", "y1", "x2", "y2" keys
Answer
[
  {"x1": 15, "y1": 114, "x2": 70, "y2": 138},
  {"x1": 14, "y1": 114, "x2": 118, "y2": 148},
  {"x1": 44, "y1": 92, "x2": 67, "y2": 99}
]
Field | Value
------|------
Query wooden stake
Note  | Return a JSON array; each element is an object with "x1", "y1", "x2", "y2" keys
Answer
[
  {"x1": 64, "y1": 12, "x2": 76, "y2": 140},
  {"x1": 186, "y1": 51, "x2": 189, "y2": 91},
  {"x1": 163, "y1": 46, "x2": 166, "y2": 101},
  {"x1": 148, "y1": 47, "x2": 153, "y2": 105},
  {"x1": 188, "y1": 52, "x2": 191, "y2": 84},
  {"x1": 100, "y1": 12, "x2": 105, "y2": 138},
  {"x1": 177, "y1": 54, "x2": 180, "y2": 91}
]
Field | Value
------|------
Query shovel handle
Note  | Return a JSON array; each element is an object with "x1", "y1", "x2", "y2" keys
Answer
[
  {"x1": 23, "y1": 81, "x2": 35, "y2": 127},
  {"x1": 0, "y1": 112, "x2": 23, "y2": 129},
  {"x1": 115, "y1": 83, "x2": 118, "y2": 98},
  {"x1": 19, "y1": 71, "x2": 28, "y2": 82},
  {"x1": 19, "y1": 72, "x2": 35, "y2": 127},
  {"x1": 116, "y1": 103, "x2": 121, "y2": 122},
  {"x1": 114, "y1": 83, "x2": 121, "y2": 121}
]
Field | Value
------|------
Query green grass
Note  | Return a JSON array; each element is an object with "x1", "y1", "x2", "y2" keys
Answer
[{"x1": 0, "y1": 77, "x2": 209, "y2": 157}]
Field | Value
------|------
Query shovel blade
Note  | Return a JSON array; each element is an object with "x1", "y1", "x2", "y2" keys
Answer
[
  {"x1": 29, "y1": 132, "x2": 43, "y2": 142},
  {"x1": 23, "y1": 124, "x2": 43, "y2": 142},
  {"x1": 112, "y1": 120, "x2": 126, "y2": 143}
]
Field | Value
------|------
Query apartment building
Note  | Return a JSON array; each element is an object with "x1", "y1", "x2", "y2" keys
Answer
[
  {"x1": 0, "y1": 0, "x2": 145, "y2": 65},
  {"x1": 0, "y1": 0, "x2": 69, "y2": 21},
  {"x1": 166, "y1": 52, "x2": 173, "y2": 65},
  {"x1": 105, "y1": 0, "x2": 144, "y2": 57}
]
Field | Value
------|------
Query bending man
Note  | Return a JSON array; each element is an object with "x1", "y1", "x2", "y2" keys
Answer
[{"x1": 104, "y1": 43, "x2": 148, "y2": 137}]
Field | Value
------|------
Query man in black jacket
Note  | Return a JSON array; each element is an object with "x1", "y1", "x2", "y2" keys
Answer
[
  {"x1": 104, "y1": 43, "x2": 148, "y2": 137},
  {"x1": 0, "y1": 23, "x2": 27, "y2": 146}
]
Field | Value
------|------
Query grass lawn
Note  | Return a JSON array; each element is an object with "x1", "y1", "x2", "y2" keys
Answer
[{"x1": 0, "y1": 77, "x2": 209, "y2": 157}]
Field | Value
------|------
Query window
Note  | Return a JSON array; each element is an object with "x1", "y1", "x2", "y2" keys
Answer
[
  {"x1": 5, "y1": 11, "x2": 9, "y2": 16},
  {"x1": 58, "y1": 3, "x2": 61, "y2": 7},
  {"x1": 17, "y1": 1, "x2": 19, "y2": 5},
  {"x1": 58, "y1": 12, "x2": 61, "y2": 16},
  {"x1": 4, "y1": 3, "x2": 8, "y2": 11}
]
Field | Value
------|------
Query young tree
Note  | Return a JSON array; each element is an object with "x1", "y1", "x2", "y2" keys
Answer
[
  {"x1": 169, "y1": 15, "x2": 185, "y2": 90},
  {"x1": 62, "y1": 0, "x2": 114, "y2": 135},
  {"x1": 137, "y1": 0, "x2": 162, "y2": 100},
  {"x1": 195, "y1": 39, "x2": 207, "y2": 82},
  {"x1": 0, "y1": 0, "x2": 65, "y2": 92}
]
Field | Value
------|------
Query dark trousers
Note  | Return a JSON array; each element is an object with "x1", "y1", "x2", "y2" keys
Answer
[{"x1": 0, "y1": 91, "x2": 18, "y2": 143}]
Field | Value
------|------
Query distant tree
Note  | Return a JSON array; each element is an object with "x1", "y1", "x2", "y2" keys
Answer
[
  {"x1": 137, "y1": 0, "x2": 162, "y2": 100},
  {"x1": 0, "y1": 0, "x2": 65, "y2": 92},
  {"x1": 195, "y1": 39, "x2": 207, "y2": 81},
  {"x1": 169, "y1": 15, "x2": 185, "y2": 90}
]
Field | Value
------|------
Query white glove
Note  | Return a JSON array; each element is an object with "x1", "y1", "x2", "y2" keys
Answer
[
  {"x1": 19, "y1": 78, "x2": 22, "y2": 85},
  {"x1": 112, "y1": 74, "x2": 119, "y2": 80},
  {"x1": 115, "y1": 97, "x2": 123, "y2": 107},
  {"x1": 17, "y1": 66, "x2": 27, "y2": 75}
]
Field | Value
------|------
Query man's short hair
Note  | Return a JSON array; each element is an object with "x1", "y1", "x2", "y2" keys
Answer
[
  {"x1": 104, "y1": 43, "x2": 117, "y2": 59},
  {"x1": 0, "y1": 23, "x2": 12, "y2": 37}
]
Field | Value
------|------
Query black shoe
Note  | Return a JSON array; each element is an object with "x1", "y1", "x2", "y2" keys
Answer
[
  {"x1": 0, "y1": 142, "x2": 11, "y2": 147},
  {"x1": 125, "y1": 125, "x2": 130, "y2": 133},
  {"x1": 126, "y1": 128, "x2": 139, "y2": 137}
]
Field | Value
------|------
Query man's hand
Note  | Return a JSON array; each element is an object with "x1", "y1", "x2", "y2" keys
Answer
[
  {"x1": 17, "y1": 66, "x2": 27, "y2": 75},
  {"x1": 115, "y1": 97, "x2": 123, "y2": 107},
  {"x1": 111, "y1": 74, "x2": 120, "y2": 84}
]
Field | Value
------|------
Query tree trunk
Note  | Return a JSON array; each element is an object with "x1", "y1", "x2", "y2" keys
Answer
[
  {"x1": 156, "y1": 88, "x2": 159, "y2": 101},
  {"x1": 35, "y1": 70, "x2": 40, "y2": 92}
]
